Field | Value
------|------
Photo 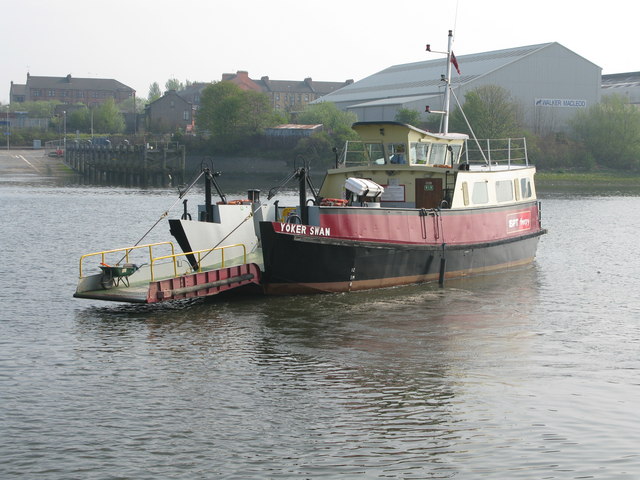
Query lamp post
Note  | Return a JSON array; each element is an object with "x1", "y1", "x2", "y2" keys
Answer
[
  {"x1": 63, "y1": 110, "x2": 66, "y2": 151},
  {"x1": 5, "y1": 106, "x2": 9, "y2": 151}
]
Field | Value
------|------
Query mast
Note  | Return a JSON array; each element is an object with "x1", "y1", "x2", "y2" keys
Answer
[{"x1": 443, "y1": 30, "x2": 454, "y2": 135}]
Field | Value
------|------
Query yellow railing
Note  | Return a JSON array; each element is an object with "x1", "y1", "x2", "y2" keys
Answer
[
  {"x1": 78, "y1": 242, "x2": 176, "y2": 279},
  {"x1": 152, "y1": 243, "x2": 247, "y2": 279},
  {"x1": 79, "y1": 242, "x2": 247, "y2": 282}
]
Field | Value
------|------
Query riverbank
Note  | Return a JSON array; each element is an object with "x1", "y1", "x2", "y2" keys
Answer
[
  {"x1": 537, "y1": 170, "x2": 640, "y2": 187},
  {"x1": 3, "y1": 149, "x2": 640, "y2": 192},
  {"x1": 0, "y1": 149, "x2": 72, "y2": 176}
]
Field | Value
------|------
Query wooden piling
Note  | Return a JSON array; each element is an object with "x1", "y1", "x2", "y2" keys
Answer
[{"x1": 64, "y1": 142, "x2": 185, "y2": 187}]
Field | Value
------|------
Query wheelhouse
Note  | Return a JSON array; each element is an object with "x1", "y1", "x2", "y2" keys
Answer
[{"x1": 318, "y1": 121, "x2": 535, "y2": 210}]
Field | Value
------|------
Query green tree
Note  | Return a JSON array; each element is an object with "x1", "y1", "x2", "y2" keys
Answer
[
  {"x1": 197, "y1": 82, "x2": 244, "y2": 145},
  {"x1": 570, "y1": 94, "x2": 640, "y2": 170},
  {"x1": 244, "y1": 90, "x2": 276, "y2": 133},
  {"x1": 66, "y1": 107, "x2": 91, "y2": 132},
  {"x1": 296, "y1": 102, "x2": 357, "y2": 134},
  {"x1": 395, "y1": 108, "x2": 421, "y2": 125},
  {"x1": 119, "y1": 95, "x2": 147, "y2": 113},
  {"x1": 8, "y1": 100, "x2": 60, "y2": 117},
  {"x1": 196, "y1": 82, "x2": 278, "y2": 150},
  {"x1": 92, "y1": 99, "x2": 125, "y2": 134},
  {"x1": 148, "y1": 82, "x2": 162, "y2": 102},
  {"x1": 450, "y1": 85, "x2": 522, "y2": 138},
  {"x1": 292, "y1": 103, "x2": 358, "y2": 164},
  {"x1": 165, "y1": 78, "x2": 184, "y2": 91}
]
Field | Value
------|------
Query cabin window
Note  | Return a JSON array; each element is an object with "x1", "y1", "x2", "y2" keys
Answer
[
  {"x1": 365, "y1": 143, "x2": 385, "y2": 165},
  {"x1": 496, "y1": 180, "x2": 514, "y2": 202},
  {"x1": 388, "y1": 143, "x2": 407, "y2": 164},
  {"x1": 410, "y1": 142, "x2": 429, "y2": 165},
  {"x1": 472, "y1": 181, "x2": 489, "y2": 204},
  {"x1": 520, "y1": 178, "x2": 532, "y2": 198},
  {"x1": 462, "y1": 181, "x2": 470, "y2": 206},
  {"x1": 430, "y1": 144, "x2": 447, "y2": 165}
]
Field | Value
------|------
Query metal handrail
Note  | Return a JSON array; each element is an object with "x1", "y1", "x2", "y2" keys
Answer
[
  {"x1": 151, "y1": 243, "x2": 247, "y2": 279},
  {"x1": 78, "y1": 241, "x2": 175, "y2": 278},
  {"x1": 464, "y1": 138, "x2": 529, "y2": 167},
  {"x1": 341, "y1": 137, "x2": 529, "y2": 168}
]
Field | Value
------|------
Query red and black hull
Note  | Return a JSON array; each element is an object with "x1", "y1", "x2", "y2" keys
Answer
[{"x1": 259, "y1": 203, "x2": 546, "y2": 294}]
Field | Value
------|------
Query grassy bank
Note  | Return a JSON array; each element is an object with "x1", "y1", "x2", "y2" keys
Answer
[{"x1": 536, "y1": 171, "x2": 640, "y2": 187}]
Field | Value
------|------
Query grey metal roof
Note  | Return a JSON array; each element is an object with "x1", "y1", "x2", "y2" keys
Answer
[
  {"x1": 349, "y1": 94, "x2": 439, "y2": 108},
  {"x1": 320, "y1": 43, "x2": 554, "y2": 105},
  {"x1": 602, "y1": 72, "x2": 640, "y2": 89}
]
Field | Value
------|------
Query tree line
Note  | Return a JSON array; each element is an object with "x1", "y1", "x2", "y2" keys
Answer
[
  {"x1": 3, "y1": 79, "x2": 638, "y2": 172},
  {"x1": 191, "y1": 82, "x2": 640, "y2": 171}
]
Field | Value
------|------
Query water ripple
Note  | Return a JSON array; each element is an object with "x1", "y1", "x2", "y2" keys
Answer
[{"x1": 2, "y1": 188, "x2": 640, "y2": 478}]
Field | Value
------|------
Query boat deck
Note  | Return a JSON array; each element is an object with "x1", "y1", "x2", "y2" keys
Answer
[
  {"x1": 74, "y1": 262, "x2": 263, "y2": 304},
  {"x1": 74, "y1": 284, "x2": 150, "y2": 303}
]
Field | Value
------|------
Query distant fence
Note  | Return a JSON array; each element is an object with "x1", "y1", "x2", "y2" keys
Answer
[{"x1": 64, "y1": 142, "x2": 185, "y2": 187}]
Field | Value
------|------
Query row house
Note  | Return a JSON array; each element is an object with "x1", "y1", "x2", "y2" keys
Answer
[
  {"x1": 221, "y1": 71, "x2": 353, "y2": 111},
  {"x1": 10, "y1": 73, "x2": 135, "y2": 107}
]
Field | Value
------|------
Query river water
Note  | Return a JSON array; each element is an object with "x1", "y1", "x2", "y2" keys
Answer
[{"x1": 1, "y1": 167, "x2": 640, "y2": 479}]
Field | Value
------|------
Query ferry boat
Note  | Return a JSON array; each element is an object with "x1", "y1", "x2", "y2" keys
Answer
[
  {"x1": 258, "y1": 122, "x2": 545, "y2": 293},
  {"x1": 74, "y1": 31, "x2": 545, "y2": 303},
  {"x1": 257, "y1": 32, "x2": 546, "y2": 294}
]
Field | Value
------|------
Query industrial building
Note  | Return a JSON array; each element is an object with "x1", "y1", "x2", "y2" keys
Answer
[
  {"x1": 602, "y1": 72, "x2": 640, "y2": 106},
  {"x1": 318, "y1": 43, "x2": 602, "y2": 133}
]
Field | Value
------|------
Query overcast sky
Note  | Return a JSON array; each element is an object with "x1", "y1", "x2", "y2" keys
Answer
[{"x1": 2, "y1": 0, "x2": 637, "y2": 104}]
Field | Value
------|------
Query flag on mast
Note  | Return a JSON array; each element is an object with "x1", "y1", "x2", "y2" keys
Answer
[{"x1": 451, "y1": 51, "x2": 461, "y2": 75}]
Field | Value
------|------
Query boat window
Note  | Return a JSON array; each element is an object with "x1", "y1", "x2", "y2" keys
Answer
[
  {"x1": 496, "y1": 180, "x2": 514, "y2": 202},
  {"x1": 411, "y1": 142, "x2": 429, "y2": 165},
  {"x1": 429, "y1": 144, "x2": 447, "y2": 165},
  {"x1": 365, "y1": 143, "x2": 385, "y2": 165},
  {"x1": 472, "y1": 181, "x2": 489, "y2": 204},
  {"x1": 520, "y1": 178, "x2": 532, "y2": 198},
  {"x1": 388, "y1": 143, "x2": 407, "y2": 164}
]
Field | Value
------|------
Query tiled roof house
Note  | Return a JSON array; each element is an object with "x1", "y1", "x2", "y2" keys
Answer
[
  {"x1": 10, "y1": 73, "x2": 135, "y2": 106},
  {"x1": 221, "y1": 71, "x2": 353, "y2": 111}
]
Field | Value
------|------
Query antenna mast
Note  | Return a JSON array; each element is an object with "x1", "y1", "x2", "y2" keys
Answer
[
  {"x1": 425, "y1": 30, "x2": 455, "y2": 135},
  {"x1": 443, "y1": 30, "x2": 454, "y2": 134}
]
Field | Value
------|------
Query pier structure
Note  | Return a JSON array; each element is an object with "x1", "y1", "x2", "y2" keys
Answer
[{"x1": 64, "y1": 142, "x2": 185, "y2": 186}]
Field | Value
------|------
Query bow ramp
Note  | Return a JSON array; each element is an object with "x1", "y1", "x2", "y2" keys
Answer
[
  {"x1": 148, "y1": 263, "x2": 261, "y2": 303},
  {"x1": 74, "y1": 241, "x2": 262, "y2": 304}
]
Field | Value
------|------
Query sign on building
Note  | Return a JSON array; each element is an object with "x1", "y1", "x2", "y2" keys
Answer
[{"x1": 535, "y1": 99, "x2": 587, "y2": 108}]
